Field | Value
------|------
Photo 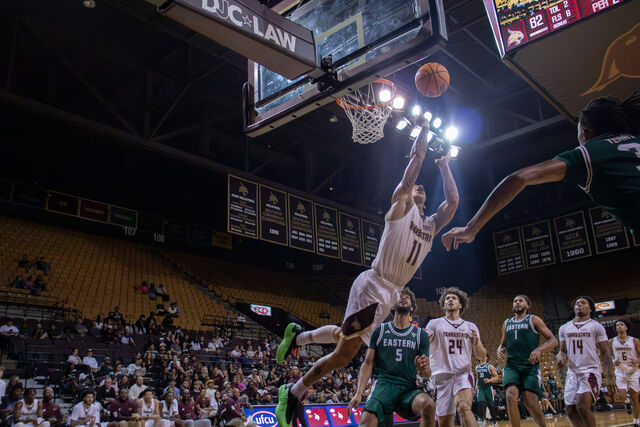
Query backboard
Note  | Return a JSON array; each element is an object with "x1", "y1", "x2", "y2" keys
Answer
[{"x1": 243, "y1": 0, "x2": 447, "y2": 137}]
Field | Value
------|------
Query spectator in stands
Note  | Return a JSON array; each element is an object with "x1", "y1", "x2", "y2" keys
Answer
[
  {"x1": 178, "y1": 391, "x2": 210, "y2": 427},
  {"x1": 224, "y1": 388, "x2": 255, "y2": 427},
  {"x1": 0, "y1": 382, "x2": 22, "y2": 423},
  {"x1": 162, "y1": 316, "x2": 174, "y2": 330},
  {"x1": 33, "y1": 276, "x2": 46, "y2": 293},
  {"x1": 35, "y1": 257, "x2": 51, "y2": 276},
  {"x1": 22, "y1": 276, "x2": 37, "y2": 295},
  {"x1": 97, "y1": 377, "x2": 117, "y2": 407},
  {"x1": 10, "y1": 275, "x2": 23, "y2": 289},
  {"x1": 157, "y1": 283, "x2": 169, "y2": 302},
  {"x1": 136, "y1": 282, "x2": 150, "y2": 294},
  {"x1": 169, "y1": 356, "x2": 183, "y2": 373},
  {"x1": 41, "y1": 387, "x2": 63, "y2": 427},
  {"x1": 61, "y1": 299, "x2": 74, "y2": 311},
  {"x1": 0, "y1": 367, "x2": 5, "y2": 401},
  {"x1": 108, "y1": 388, "x2": 138, "y2": 427},
  {"x1": 148, "y1": 284, "x2": 158, "y2": 301},
  {"x1": 18, "y1": 255, "x2": 32, "y2": 273},
  {"x1": 83, "y1": 350, "x2": 98, "y2": 372},
  {"x1": 97, "y1": 357, "x2": 114, "y2": 377},
  {"x1": 13, "y1": 388, "x2": 48, "y2": 427},
  {"x1": 127, "y1": 359, "x2": 145, "y2": 377},
  {"x1": 30, "y1": 323, "x2": 47, "y2": 340},
  {"x1": 163, "y1": 380, "x2": 180, "y2": 399},
  {"x1": 70, "y1": 389, "x2": 100, "y2": 427},
  {"x1": 236, "y1": 315, "x2": 246, "y2": 328},
  {"x1": 160, "y1": 392, "x2": 182, "y2": 427},
  {"x1": 168, "y1": 303, "x2": 180, "y2": 318},
  {"x1": 121, "y1": 332, "x2": 135, "y2": 346},
  {"x1": 196, "y1": 389, "x2": 217, "y2": 423},
  {"x1": 135, "y1": 316, "x2": 147, "y2": 335},
  {"x1": 230, "y1": 347, "x2": 241, "y2": 360},
  {"x1": 61, "y1": 327, "x2": 74, "y2": 341},
  {"x1": 129, "y1": 376, "x2": 147, "y2": 400},
  {"x1": 67, "y1": 349, "x2": 81, "y2": 367},
  {"x1": 74, "y1": 319, "x2": 88, "y2": 338},
  {"x1": 112, "y1": 307, "x2": 123, "y2": 322}
]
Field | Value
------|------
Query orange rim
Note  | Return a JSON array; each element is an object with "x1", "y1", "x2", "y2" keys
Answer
[{"x1": 336, "y1": 78, "x2": 396, "y2": 110}]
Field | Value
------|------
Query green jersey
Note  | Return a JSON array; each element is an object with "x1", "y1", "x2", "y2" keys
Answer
[
  {"x1": 554, "y1": 133, "x2": 640, "y2": 230},
  {"x1": 505, "y1": 314, "x2": 539, "y2": 367},
  {"x1": 475, "y1": 363, "x2": 494, "y2": 389},
  {"x1": 369, "y1": 322, "x2": 429, "y2": 387}
]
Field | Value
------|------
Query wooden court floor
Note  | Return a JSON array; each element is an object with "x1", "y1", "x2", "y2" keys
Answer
[{"x1": 488, "y1": 409, "x2": 634, "y2": 426}]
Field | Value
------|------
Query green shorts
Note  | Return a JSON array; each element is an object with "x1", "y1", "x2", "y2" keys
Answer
[
  {"x1": 364, "y1": 380, "x2": 422, "y2": 426},
  {"x1": 503, "y1": 364, "x2": 541, "y2": 395},
  {"x1": 477, "y1": 386, "x2": 494, "y2": 404}
]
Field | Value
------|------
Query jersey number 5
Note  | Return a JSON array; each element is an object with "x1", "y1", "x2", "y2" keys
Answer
[
  {"x1": 406, "y1": 240, "x2": 422, "y2": 266},
  {"x1": 396, "y1": 349, "x2": 403, "y2": 362}
]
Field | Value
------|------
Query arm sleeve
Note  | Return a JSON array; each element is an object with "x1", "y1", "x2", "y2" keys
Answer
[
  {"x1": 595, "y1": 324, "x2": 608, "y2": 343},
  {"x1": 554, "y1": 147, "x2": 589, "y2": 189},
  {"x1": 419, "y1": 329, "x2": 429, "y2": 357},
  {"x1": 368, "y1": 326, "x2": 381, "y2": 349}
]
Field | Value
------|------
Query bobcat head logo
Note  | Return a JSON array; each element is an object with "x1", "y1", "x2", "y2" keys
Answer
[
  {"x1": 351, "y1": 318, "x2": 361, "y2": 331},
  {"x1": 565, "y1": 219, "x2": 576, "y2": 228},
  {"x1": 507, "y1": 28, "x2": 525, "y2": 48},
  {"x1": 601, "y1": 211, "x2": 611, "y2": 219},
  {"x1": 322, "y1": 210, "x2": 331, "y2": 222},
  {"x1": 368, "y1": 226, "x2": 376, "y2": 236},
  {"x1": 296, "y1": 202, "x2": 305, "y2": 214},
  {"x1": 238, "y1": 183, "x2": 249, "y2": 197},
  {"x1": 268, "y1": 192, "x2": 278, "y2": 205},
  {"x1": 346, "y1": 219, "x2": 354, "y2": 230},
  {"x1": 532, "y1": 227, "x2": 542, "y2": 236},
  {"x1": 582, "y1": 22, "x2": 640, "y2": 96},
  {"x1": 502, "y1": 234, "x2": 512, "y2": 243}
]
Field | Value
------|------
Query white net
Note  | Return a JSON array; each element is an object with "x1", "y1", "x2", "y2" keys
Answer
[{"x1": 337, "y1": 80, "x2": 394, "y2": 144}]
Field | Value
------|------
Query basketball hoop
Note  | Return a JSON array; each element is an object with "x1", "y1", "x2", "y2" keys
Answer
[{"x1": 336, "y1": 78, "x2": 396, "y2": 145}]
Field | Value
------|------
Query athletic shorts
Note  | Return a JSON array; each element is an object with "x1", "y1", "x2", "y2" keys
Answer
[
  {"x1": 564, "y1": 369, "x2": 601, "y2": 406},
  {"x1": 363, "y1": 380, "x2": 422, "y2": 425},
  {"x1": 433, "y1": 372, "x2": 474, "y2": 417},
  {"x1": 341, "y1": 269, "x2": 400, "y2": 346},
  {"x1": 615, "y1": 368, "x2": 640, "y2": 392},
  {"x1": 503, "y1": 364, "x2": 541, "y2": 395},
  {"x1": 477, "y1": 386, "x2": 494, "y2": 404}
]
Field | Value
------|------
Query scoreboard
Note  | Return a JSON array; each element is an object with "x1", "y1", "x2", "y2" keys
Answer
[{"x1": 483, "y1": 0, "x2": 625, "y2": 56}]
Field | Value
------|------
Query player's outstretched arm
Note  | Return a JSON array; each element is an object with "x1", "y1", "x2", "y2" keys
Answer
[
  {"x1": 432, "y1": 156, "x2": 459, "y2": 235},
  {"x1": 488, "y1": 365, "x2": 500, "y2": 383},
  {"x1": 387, "y1": 121, "x2": 430, "y2": 221},
  {"x1": 441, "y1": 159, "x2": 567, "y2": 251},
  {"x1": 598, "y1": 340, "x2": 617, "y2": 395},
  {"x1": 528, "y1": 315, "x2": 558, "y2": 364},
  {"x1": 347, "y1": 348, "x2": 375, "y2": 413}
]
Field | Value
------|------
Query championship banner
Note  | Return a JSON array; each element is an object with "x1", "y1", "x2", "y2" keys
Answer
[
  {"x1": 361, "y1": 220, "x2": 382, "y2": 267},
  {"x1": 588, "y1": 207, "x2": 630, "y2": 254},
  {"x1": 314, "y1": 204, "x2": 340, "y2": 259},
  {"x1": 164, "y1": 219, "x2": 188, "y2": 240},
  {"x1": 227, "y1": 174, "x2": 258, "y2": 239},
  {"x1": 138, "y1": 212, "x2": 164, "y2": 234},
  {"x1": 258, "y1": 184, "x2": 287, "y2": 246},
  {"x1": 79, "y1": 199, "x2": 109, "y2": 223},
  {"x1": 189, "y1": 224, "x2": 212, "y2": 245},
  {"x1": 46, "y1": 191, "x2": 79, "y2": 216},
  {"x1": 338, "y1": 212, "x2": 363, "y2": 266},
  {"x1": 492, "y1": 227, "x2": 526, "y2": 275},
  {"x1": 554, "y1": 211, "x2": 592, "y2": 262},
  {"x1": 109, "y1": 205, "x2": 137, "y2": 228},
  {"x1": 287, "y1": 194, "x2": 315, "y2": 253},
  {"x1": 520, "y1": 220, "x2": 555, "y2": 269},
  {"x1": 212, "y1": 230, "x2": 233, "y2": 249},
  {"x1": 12, "y1": 183, "x2": 47, "y2": 209},
  {"x1": 0, "y1": 179, "x2": 12, "y2": 201}
]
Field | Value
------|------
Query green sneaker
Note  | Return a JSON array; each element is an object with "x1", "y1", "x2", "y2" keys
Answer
[
  {"x1": 275, "y1": 383, "x2": 299, "y2": 427},
  {"x1": 277, "y1": 323, "x2": 301, "y2": 364}
]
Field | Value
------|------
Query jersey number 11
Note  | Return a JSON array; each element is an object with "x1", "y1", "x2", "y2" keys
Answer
[{"x1": 406, "y1": 240, "x2": 422, "y2": 266}]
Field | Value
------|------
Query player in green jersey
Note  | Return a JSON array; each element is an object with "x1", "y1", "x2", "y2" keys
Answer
[
  {"x1": 475, "y1": 357, "x2": 499, "y2": 426},
  {"x1": 347, "y1": 288, "x2": 435, "y2": 427},
  {"x1": 497, "y1": 295, "x2": 558, "y2": 427},
  {"x1": 441, "y1": 91, "x2": 640, "y2": 251}
]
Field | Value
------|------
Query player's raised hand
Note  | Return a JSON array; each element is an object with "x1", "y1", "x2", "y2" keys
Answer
[
  {"x1": 347, "y1": 393, "x2": 361, "y2": 414},
  {"x1": 442, "y1": 226, "x2": 477, "y2": 251},
  {"x1": 414, "y1": 355, "x2": 430, "y2": 377}
]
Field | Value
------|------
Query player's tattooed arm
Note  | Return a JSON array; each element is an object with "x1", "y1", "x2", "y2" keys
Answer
[
  {"x1": 347, "y1": 348, "x2": 375, "y2": 413},
  {"x1": 529, "y1": 316, "x2": 558, "y2": 364}
]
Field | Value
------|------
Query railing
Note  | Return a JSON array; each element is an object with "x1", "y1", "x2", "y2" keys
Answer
[{"x1": 0, "y1": 289, "x2": 78, "y2": 321}]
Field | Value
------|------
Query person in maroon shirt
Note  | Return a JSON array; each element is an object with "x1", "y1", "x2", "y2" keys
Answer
[
  {"x1": 42, "y1": 387, "x2": 64, "y2": 427},
  {"x1": 108, "y1": 388, "x2": 139, "y2": 427},
  {"x1": 224, "y1": 388, "x2": 255, "y2": 427},
  {"x1": 177, "y1": 391, "x2": 210, "y2": 427}
]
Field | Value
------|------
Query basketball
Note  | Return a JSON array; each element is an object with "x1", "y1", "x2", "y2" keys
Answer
[{"x1": 415, "y1": 62, "x2": 450, "y2": 97}]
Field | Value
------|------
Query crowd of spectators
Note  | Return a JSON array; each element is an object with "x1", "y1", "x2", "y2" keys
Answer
[{"x1": 8, "y1": 256, "x2": 51, "y2": 295}]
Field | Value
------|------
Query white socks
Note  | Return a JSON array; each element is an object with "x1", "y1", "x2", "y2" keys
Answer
[
  {"x1": 291, "y1": 378, "x2": 308, "y2": 399},
  {"x1": 296, "y1": 325, "x2": 339, "y2": 346}
]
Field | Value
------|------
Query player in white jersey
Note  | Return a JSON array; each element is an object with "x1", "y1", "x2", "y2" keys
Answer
[
  {"x1": 556, "y1": 296, "x2": 616, "y2": 427},
  {"x1": 610, "y1": 319, "x2": 640, "y2": 426},
  {"x1": 275, "y1": 121, "x2": 460, "y2": 427},
  {"x1": 13, "y1": 388, "x2": 49, "y2": 427},
  {"x1": 425, "y1": 287, "x2": 487, "y2": 427},
  {"x1": 138, "y1": 389, "x2": 170, "y2": 427},
  {"x1": 70, "y1": 390, "x2": 101, "y2": 427}
]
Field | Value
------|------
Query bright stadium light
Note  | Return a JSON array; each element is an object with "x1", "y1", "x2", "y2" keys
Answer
[
  {"x1": 449, "y1": 145, "x2": 460, "y2": 158},
  {"x1": 379, "y1": 89, "x2": 392, "y2": 103},
  {"x1": 444, "y1": 126, "x2": 459, "y2": 141},
  {"x1": 392, "y1": 96, "x2": 405, "y2": 109},
  {"x1": 411, "y1": 105, "x2": 422, "y2": 116},
  {"x1": 395, "y1": 118, "x2": 410, "y2": 131},
  {"x1": 427, "y1": 131, "x2": 434, "y2": 142},
  {"x1": 410, "y1": 126, "x2": 422, "y2": 138},
  {"x1": 423, "y1": 111, "x2": 432, "y2": 121},
  {"x1": 432, "y1": 117, "x2": 442, "y2": 129}
]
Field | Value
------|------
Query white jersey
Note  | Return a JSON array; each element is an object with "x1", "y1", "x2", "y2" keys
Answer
[
  {"x1": 372, "y1": 204, "x2": 435, "y2": 287},
  {"x1": 161, "y1": 400, "x2": 179, "y2": 418},
  {"x1": 558, "y1": 319, "x2": 608, "y2": 374},
  {"x1": 426, "y1": 317, "x2": 480, "y2": 376},
  {"x1": 70, "y1": 402, "x2": 101, "y2": 424},
  {"x1": 17, "y1": 399, "x2": 38, "y2": 421},
  {"x1": 142, "y1": 399, "x2": 156, "y2": 417},
  {"x1": 612, "y1": 336, "x2": 638, "y2": 373}
]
